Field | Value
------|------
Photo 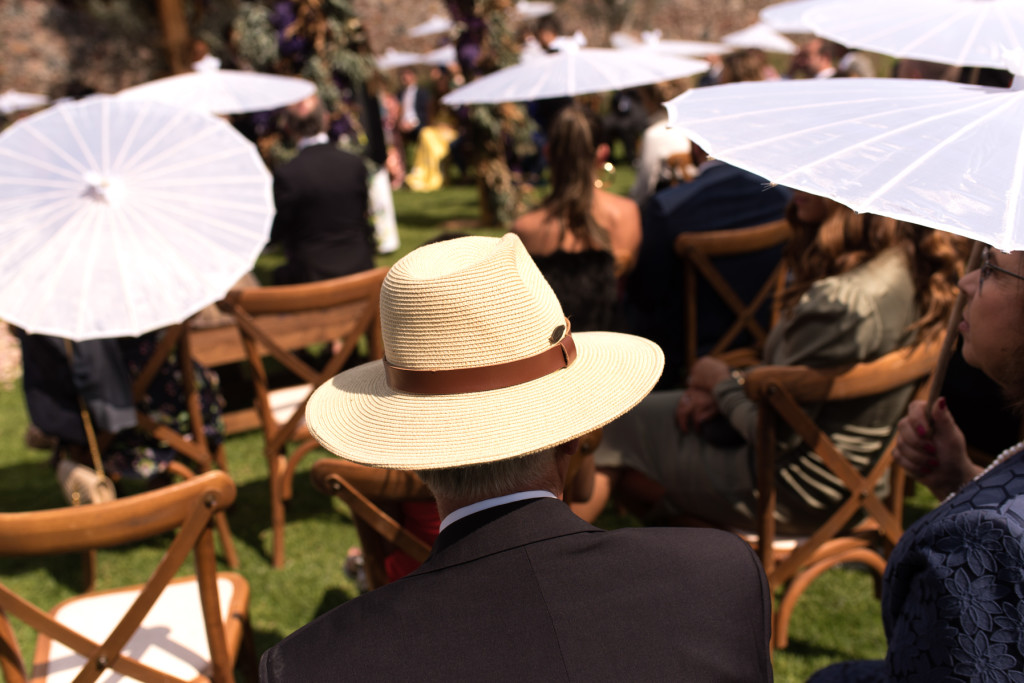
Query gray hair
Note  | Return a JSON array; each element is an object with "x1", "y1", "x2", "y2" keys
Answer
[{"x1": 416, "y1": 450, "x2": 554, "y2": 501}]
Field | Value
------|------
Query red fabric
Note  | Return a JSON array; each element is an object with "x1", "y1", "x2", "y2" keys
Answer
[{"x1": 384, "y1": 501, "x2": 440, "y2": 582}]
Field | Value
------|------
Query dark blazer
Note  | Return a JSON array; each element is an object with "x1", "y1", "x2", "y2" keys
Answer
[
  {"x1": 270, "y1": 144, "x2": 375, "y2": 284},
  {"x1": 260, "y1": 498, "x2": 773, "y2": 682},
  {"x1": 626, "y1": 162, "x2": 792, "y2": 388}
]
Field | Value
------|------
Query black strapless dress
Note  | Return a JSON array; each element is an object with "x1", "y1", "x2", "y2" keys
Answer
[{"x1": 532, "y1": 249, "x2": 620, "y2": 332}]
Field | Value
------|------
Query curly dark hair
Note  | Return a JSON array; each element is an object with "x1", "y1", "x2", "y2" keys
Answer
[{"x1": 782, "y1": 198, "x2": 962, "y2": 343}]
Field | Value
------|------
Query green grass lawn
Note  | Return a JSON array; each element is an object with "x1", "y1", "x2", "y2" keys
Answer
[{"x1": 0, "y1": 170, "x2": 938, "y2": 681}]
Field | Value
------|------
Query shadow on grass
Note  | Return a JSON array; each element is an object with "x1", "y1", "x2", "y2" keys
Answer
[
  {"x1": 0, "y1": 461, "x2": 65, "y2": 512},
  {"x1": 226, "y1": 470, "x2": 338, "y2": 564}
]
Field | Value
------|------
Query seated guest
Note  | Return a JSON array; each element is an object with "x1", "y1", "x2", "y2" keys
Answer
[
  {"x1": 16, "y1": 328, "x2": 225, "y2": 488},
  {"x1": 628, "y1": 81, "x2": 695, "y2": 206},
  {"x1": 812, "y1": 245, "x2": 1024, "y2": 679},
  {"x1": 578, "y1": 195, "x2": 959, "y2": 531},
  {"x1": 513, "y1": 105, "x2": 641, "y2": 332},
  {"x1": 260, "y1": 234, "x2": 773, "y2": 681},
  {"x1": 626, "y1": 143, "x2": 791, "y2": 389},
  {"x1": 269, "y1": 94, "x2": 375, "y2": 284}
]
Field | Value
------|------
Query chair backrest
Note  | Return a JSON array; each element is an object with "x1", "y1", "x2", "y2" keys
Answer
[
  {"x1": 312, "y1": 459, "x2": 435, "y2": 590},
  {"x1": 217, "y1": 267, "x2": 389, "y2": 452},
  {"x1": 674, "y1": 219, "x2": 791, "y2": 371},
  {"x1": 310, "y1": 432, "x2": 602, "y2": 590},
  {"x1": 745, "y1": 338, "x2": 942, "y2": 587},
  {"x1": 741, "y1": 338, "x2": 942, "y2": 649},
  {"x1": 0, "y1": 471, "x2": 239, "y2": 683}
]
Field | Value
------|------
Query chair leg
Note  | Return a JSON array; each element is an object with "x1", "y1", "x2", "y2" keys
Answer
[
  {"x1": 81, "y1": 549, "x2": 97, "y2": 592},
  {"x1": 282, "y1": 441, "x2": 320, "y2": 502},
  {"x1": 214, "y1": 510, "x2": 240, "y2": 570},
  {"x1": 270, "y1": 454, "x2": 288, "y2": 568},
  {"x1": 773, "y1": 547, "x2": 887, "y2": 650}
]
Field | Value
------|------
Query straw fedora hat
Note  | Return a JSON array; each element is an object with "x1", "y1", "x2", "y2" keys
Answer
[{"x1": 305, "y1": 233, "x2": 663, "y2": 469}]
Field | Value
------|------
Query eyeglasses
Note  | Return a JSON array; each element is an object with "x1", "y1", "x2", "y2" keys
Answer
[{"x1": 979, "y1": 246, "x2": 1024, "y2": 294}]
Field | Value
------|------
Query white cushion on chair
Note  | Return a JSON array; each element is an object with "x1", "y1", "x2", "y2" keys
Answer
[
  {"x1": 39, "y1": 576, "x2": 237, "y2": 682},
  {"x1": 268, "y1": 383, "x2": 313, "y2": 427}
]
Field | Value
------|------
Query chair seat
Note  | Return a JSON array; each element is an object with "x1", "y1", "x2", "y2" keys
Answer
[
  {"x1": 268, "y1": 384, "x2": 313, "y2": 428},
  {"x1": 34, "y1": 574, "x2": 249, "y2": 683}
]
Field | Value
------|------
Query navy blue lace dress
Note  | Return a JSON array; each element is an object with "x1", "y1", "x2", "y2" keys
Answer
[{"x1": 810, "y1": 446, "x2": 1024, "y2": 681}]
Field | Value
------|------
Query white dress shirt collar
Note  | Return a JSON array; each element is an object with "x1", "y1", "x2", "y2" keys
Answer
[
  {"x1": 297, "y1": 132, "x2": 329, "y2": 151},
  {"x1": 440, "y1": 490, "x2": 557, "y2": 532}
]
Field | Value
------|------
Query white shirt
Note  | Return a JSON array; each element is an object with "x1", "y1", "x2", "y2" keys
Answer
[
  {"x1": 440, "y1": 490, "x2": 557, "y2": 532},
  {"x1": 400, "y1": 85, "x2": 421, "y2": 128},
  {"x1": 297, "y1": 132, "x2": 329, "y2": 151}
]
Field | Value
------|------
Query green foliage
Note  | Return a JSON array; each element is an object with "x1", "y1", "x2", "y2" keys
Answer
[{"x1": 232, "y1": 3, "x2": 280, "y2": 70}]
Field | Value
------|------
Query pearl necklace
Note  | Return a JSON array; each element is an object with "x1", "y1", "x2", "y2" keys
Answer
[{"x1": 942, "y1": 440, "x2": 1024, "y2": 504}]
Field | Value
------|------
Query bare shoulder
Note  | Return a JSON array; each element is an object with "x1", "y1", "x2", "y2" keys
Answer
[
  {"x1": 511, "y1": 209, "x2": 557, "y2": 255},
  {"x1": 593, "y1": 189, "x2": 641, "y2": 221}
]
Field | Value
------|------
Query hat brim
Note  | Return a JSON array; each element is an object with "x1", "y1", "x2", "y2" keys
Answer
[{"x1": 305, "y1": 331, "x2": 664, "y2": 469}]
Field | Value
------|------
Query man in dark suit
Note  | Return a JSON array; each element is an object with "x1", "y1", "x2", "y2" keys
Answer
[
  {"x1": 259, "y1": 233, "x2": 773, "y2": 682},
  {"x1": 626, "y1": 144, "x2": 792, "y2": 389},
  {"x1": 270, "y1": 95, "x2": 375, "y2": 284},
  {"x1": 397, "y1": 67, "x2": 431, "y2": 145}
]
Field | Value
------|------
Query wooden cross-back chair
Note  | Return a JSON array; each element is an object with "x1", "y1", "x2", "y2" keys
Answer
[
  {"x1": 217, "y1": 267, "x2": 389, "y2": 568},
  {"x1": 0, "y1": 471, "x2": 253, "y2": 683},
  {"x1": 311, "y1": 429, "x2": 604, "y2": 591},
  {"x1": 127, "y1": 324, "x2": 240, "y2": 572},
  {"x1": 739, "y1": 337, "x2": 943, "y2": 649},
  {"x1": 674, "y1": 219, "x2": 791, "y2": 372}
]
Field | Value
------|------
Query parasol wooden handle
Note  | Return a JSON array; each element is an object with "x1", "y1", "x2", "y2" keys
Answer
[{"x1": 927, "y1": 240, "x2": 983, "y2": 408}]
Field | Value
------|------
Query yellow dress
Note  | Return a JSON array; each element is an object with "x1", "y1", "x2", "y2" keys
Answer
[{"x1": 405, "y1": 123, "x2": 458, "y2": 193}]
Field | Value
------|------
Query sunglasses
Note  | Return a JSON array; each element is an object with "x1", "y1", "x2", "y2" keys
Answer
[{"x1": 979, "y1": 246, "x2": 1024, "y2": 294}]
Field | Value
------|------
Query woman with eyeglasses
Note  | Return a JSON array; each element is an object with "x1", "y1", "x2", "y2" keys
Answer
[{"x1": 812, "y1": 246, "x2": 1024, "y2": 680}]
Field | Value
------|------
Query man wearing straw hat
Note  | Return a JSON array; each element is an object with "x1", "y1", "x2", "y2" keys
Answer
[{"x1": 259, "y1": 234, "x2": 772, "y2": 681}]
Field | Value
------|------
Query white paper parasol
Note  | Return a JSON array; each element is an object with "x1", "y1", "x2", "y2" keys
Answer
[
  {"x1": 118, "y1": 70, "x2": 316, "y2": 116},
  {"x1": 663, "y1": 75, "x2": 1024, "y2": 251},
  {"x1": 0, "y1": 90, "x2": 50, "y2": 115},
  {"x1": 441, "y1": 46, "x2": 709, "y2": 106},
  {"x1": 759, "y1": 0, "x2": 829, "y2": 34},
  {"x1": 610, "y1": 30, "x2": 732, "y2": 58},
  {"x1": 722, "y1": 22, "x2": 799, "y2": 55},
  {"x1": 408, "y1": 14, "x2": 453, "y2": 38},
  {"x1": 0, "y1": 95, "x2": 274, "y2": 341},
  {"x1": 516, "y1": 1, "x2": 555, "y2": 19},
  {"x1": 804, "y1": 0, "x2": 1024, "y2": 69},
  {"x1": 375, "y1": 48, "x2": 427, "y2": 71}
]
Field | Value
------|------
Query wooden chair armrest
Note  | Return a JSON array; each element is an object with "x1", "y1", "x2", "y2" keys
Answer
[{"x1": 744, "y1": 339, "x2": 943, "y2": 403}]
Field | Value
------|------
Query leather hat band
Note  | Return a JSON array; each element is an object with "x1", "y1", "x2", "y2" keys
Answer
[{"x1": 384, "y1": 321, "x2": 577, "y2": 395}]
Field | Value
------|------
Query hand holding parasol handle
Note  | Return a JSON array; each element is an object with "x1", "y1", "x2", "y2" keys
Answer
[{"x1": 927, "y1": 240, "x2": 983, "y2": 409}]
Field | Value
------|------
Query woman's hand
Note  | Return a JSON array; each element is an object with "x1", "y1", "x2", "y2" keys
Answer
[
  {"x1": 676, "y1": 388, "x2": 719, "y2": 432},
  {"x1": 894, "y1": 397, "x2": 980, "y2": 500},
  {"x1": 686, "y1": 356, "x2": 731, "y2": 392}
]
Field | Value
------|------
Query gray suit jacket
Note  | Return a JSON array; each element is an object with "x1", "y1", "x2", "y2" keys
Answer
[{"x1": 260, "y1": 497, "x2": 773, "y2": 682}]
